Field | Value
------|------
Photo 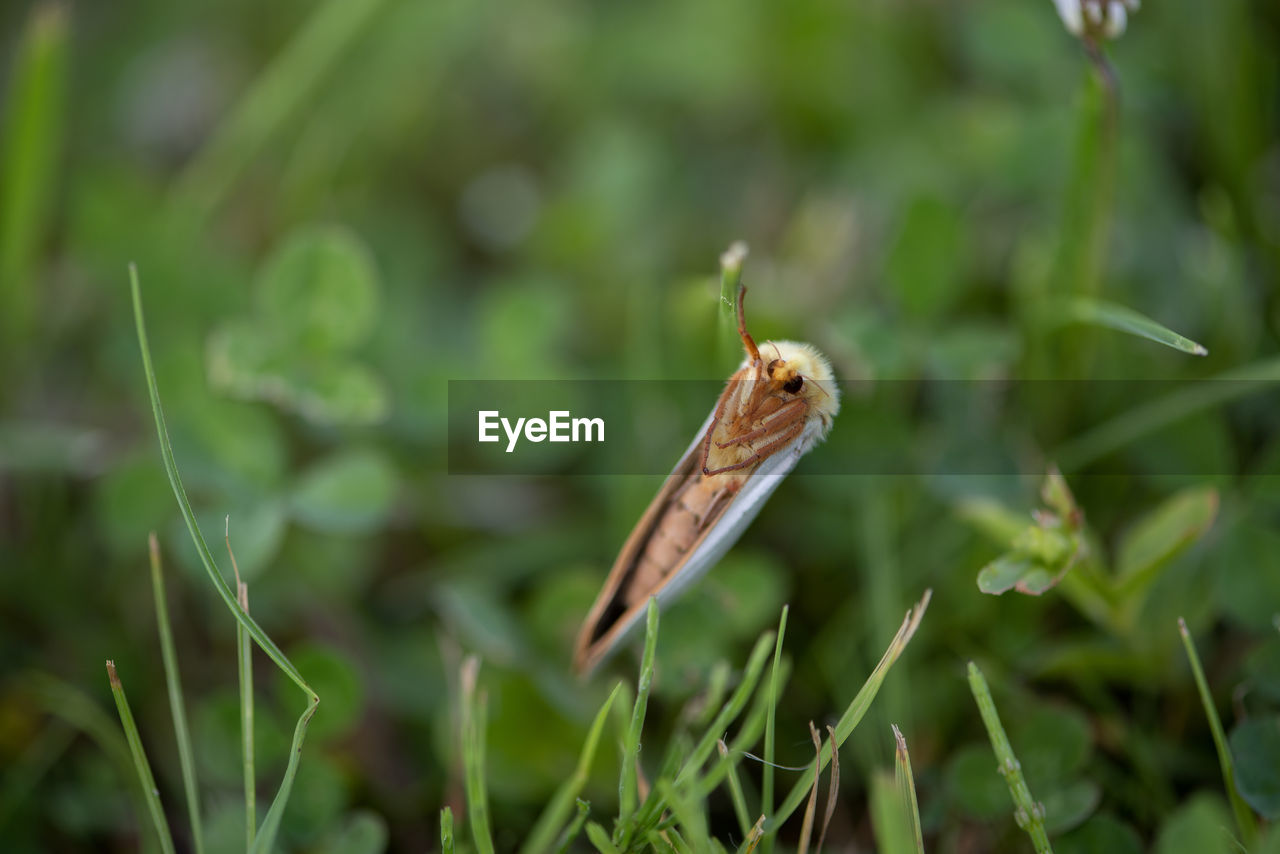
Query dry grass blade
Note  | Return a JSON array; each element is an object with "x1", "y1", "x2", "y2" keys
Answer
[
  {"x1": 796, "y1": 722, "x2": 823, "y2": 854},
  {"x1": 815, "y1": 725, "x2": 838, "y2": 853},
  {"x1": 737, "y1": 815, "x2": 766, "y2": 854}
]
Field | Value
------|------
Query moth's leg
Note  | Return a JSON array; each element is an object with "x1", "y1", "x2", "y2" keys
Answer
[
  {"x1": 703, "y1": 418, "x2": 805, "y2": 475},
  {"x1": 716, "y1": 398, "x2": 807, "y2": 448}
]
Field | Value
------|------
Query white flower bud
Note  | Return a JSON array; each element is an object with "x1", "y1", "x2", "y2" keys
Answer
[
  {"x1": 1052, "y1": 0, "x2": 1085, "y2": 35},
  {"x1": 1104, "y1": 2, "x2": 1127, "y2": 37}
]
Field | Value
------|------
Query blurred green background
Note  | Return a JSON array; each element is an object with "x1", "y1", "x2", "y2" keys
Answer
[{"x1": 2, "y1": 0, "x2": 1279, "y2": 850}]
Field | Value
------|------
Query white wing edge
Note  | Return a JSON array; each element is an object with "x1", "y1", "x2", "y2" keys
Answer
[{"x1": 587, "y1": 410, "x2": 825, "y2": 668}]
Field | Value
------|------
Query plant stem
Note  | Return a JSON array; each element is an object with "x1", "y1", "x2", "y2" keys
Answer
[{"x1": 967, "y1": 662, "x2": 1053, "y2": 854}]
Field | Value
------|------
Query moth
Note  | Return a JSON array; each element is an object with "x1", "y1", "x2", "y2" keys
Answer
[{"x1": 573, "y1": 284, "x2": 840, "y2": 675}]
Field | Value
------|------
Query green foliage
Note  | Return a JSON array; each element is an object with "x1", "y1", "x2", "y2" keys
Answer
[
  {"x1": 0, "y1": 4, "x2": 67, "y2": 369},
  {"x1": 3, "y1": 0, "x2": 1279, "y2": 850},
  {"x1": 208, "y1": 226, "x2": 389, "y2": 425}
]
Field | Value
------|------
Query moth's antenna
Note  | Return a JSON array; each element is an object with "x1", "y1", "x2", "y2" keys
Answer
[
  {"x1": 737, "y1": 283, "x2": 761, "y2": 364},
  {"x1": 805, "y1": 374, "x2": 832, "y2": 400}
]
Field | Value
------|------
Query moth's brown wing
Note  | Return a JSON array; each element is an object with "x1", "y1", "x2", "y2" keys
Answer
[{"x1": 574, "y1": 447, "x2": 706, "y2": 675}]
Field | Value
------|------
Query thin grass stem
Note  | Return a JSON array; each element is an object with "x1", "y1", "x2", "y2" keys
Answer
[
  {"x1": 226, "y1": 520, "x2": 256, "y2": 848},
  {"x1": 555, "y1": 800, "x2": 591, "y2": 854},
  {"x1": 718, "y1": 740, "x2": 753, "y2": 839},
  {"x1": 130, "y1": 266, "x2": 318, "y2": 854},
  {"x1": 440, "y1": 806, "x2": 454, "y2": 854},
  {"x1": 106, "y1": 661, "x2": 176, "y2": 854},
  {"x1": 147, "y1": 534, "x2": 204, "y2": 854},
  {"x1": 1178, "y1": 618, "x2": 1259, "y2": 849},
  {"x1": 460, "y1": 656, "x2": 494, "y2": 854},
  {"x1": 617, "y1": 598, "x2": 660, "y2": 842},
  {"x1": 759, "y1": 606, "x2": 787, "y2": 854}
]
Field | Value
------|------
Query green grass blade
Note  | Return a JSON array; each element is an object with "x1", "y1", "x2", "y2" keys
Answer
[
  {"x1": 130, "y1": 266, "x2": 319, "y2": 854},
  {"x1": 759, "y1": 606, "x2": 788, "y2": 854},
  {"x1": 870, "y1": 769, "x2": 912, "y2": 854},
  {"x1": 677, "y1": 630, "x2": 777, "y2": 789},
  {"x1": 717, "y1": 740, "x2": 752, "y2": 839},
  {"x1": 617, "y1": 598, "x2": 660, "y2": 839},
  {"x1": 893, "y1": 725, "x2": 925, "y2": 854},
  {"x1": 148, "y1": 534, "x2": 204, "y2": 854},
  {"x1": 656, "y1": 778, "x2": 710, "y2": 852},
  {"x1": 1054, "y1": 355, "x2": 1280, "y2": 470},
  {"x1": 967, "y1": 662, "x2": 1053, "y2": 854},
  {"x1": 225, "y1": 521, "x2": 257, "y2": 848},
  {"x1": 585, "y1": 820, "x2": 620, "y2": 854},
  {"x1": 172, "y1": 0, "x2": 390, "y2": 217},
  {"x1": 237, "y1": 583, "x2": 256, "y2": 846},
  {"x1": 106, "y1": 661, "x2": 177, "y2": 854},
  {"x1": 555, "y1": 800, "x2": 591, "y2": 854},
  {"x1": 0, "y1": 2, "x2": 67, "y2": 366},
  {"x1": 460, "y1": 656, "x2": 495, "y2": 854},
  {"x1": 693, "y1": 657, "x2": 790, "y2": 801},
  {"x1": 520, "y1": 683, "x2": 622, "y2": 854},
  {"x1": 772, "y1": 590, "x2": 930, "y2": 829},
  {"x1": 1178, "y1": 618, "x2": 1259, "y2": 848},
  {"x1": 440, "y1": 806, "x2": 454, "y2": 854},
  {"x1": 1053, "y1": 297, "x2": 1208, "y2": 356}
]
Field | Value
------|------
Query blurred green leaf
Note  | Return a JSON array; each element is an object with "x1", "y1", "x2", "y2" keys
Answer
[
  {"x1": 0, "y1": 3, "x2": 67, "y2": 360},
  {"x1": 978, "y1": 554, "x2": 1047, "y2": 595},
  {"x1": 318, "y1": 810, "x2": 388, "y2": 854},
  {"x1": 957, "y1": 497, "x2": 1031, "y2": 544},
  {"x1": 1230, "y1": 717, "x2": 1280, "y2": 820},
  {"x1": 172, "y1": 503, "x2": 286, "y2": 582},
  {"x1": 1215, "y1": 525, "x2": 1280, "y2": 631},
  {"x1": 975, "y1": 469, "x2": 1085, "y2": 596},
  {"x1": 1056, "y1": 814, "x2": 1143, "y2": 854},
  {"x1": 1154, "y1": 793, "x2": 1235, "y2": 854},
  {"x1": 0, "y1": 421, "x2": 104, "y2": 475},
  {"x1": 257, "y1": 226, "x2": 380, "y2": 352},
  {"x1": 208, "y1": 226, "x2": 389, "y2": 425},
  {"x1": 1244, "y1": 638, "x2": 1280, "y2": 705},
  {"x1": 209, "y1": 329, "x2": 391, "y2": 425},
  {"x1": 1115, "y1": 487, "x2": 1217, "y2": 595},
  {"x1": 1040, "y1": 780, "x2": 1100, "y2": 835},
  {"x1": 289, "y1": 448, "x2": 397, "y2": 534},
  {"x1": 944, "y1": 744, "x2": 1012, "y2": 819},
  {"x1": 1018, "y1": 704, "x2": 1093, "y2": 785},
  {"x1": 278, "y1": 644, "x2": 364, "y2": 741},
  {"x1": 886, "y1": 196, "x2": 967, "y2": 320}
]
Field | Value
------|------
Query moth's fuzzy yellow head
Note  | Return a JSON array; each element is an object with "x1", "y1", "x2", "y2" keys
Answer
[{"x1": 759, "y1": 339, "x2": 840, "y2": 428}]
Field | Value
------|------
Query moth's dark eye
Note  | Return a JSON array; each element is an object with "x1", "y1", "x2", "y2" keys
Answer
[{"x1": 783, "y1": 376, "x2": 803, "y2": 394}]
